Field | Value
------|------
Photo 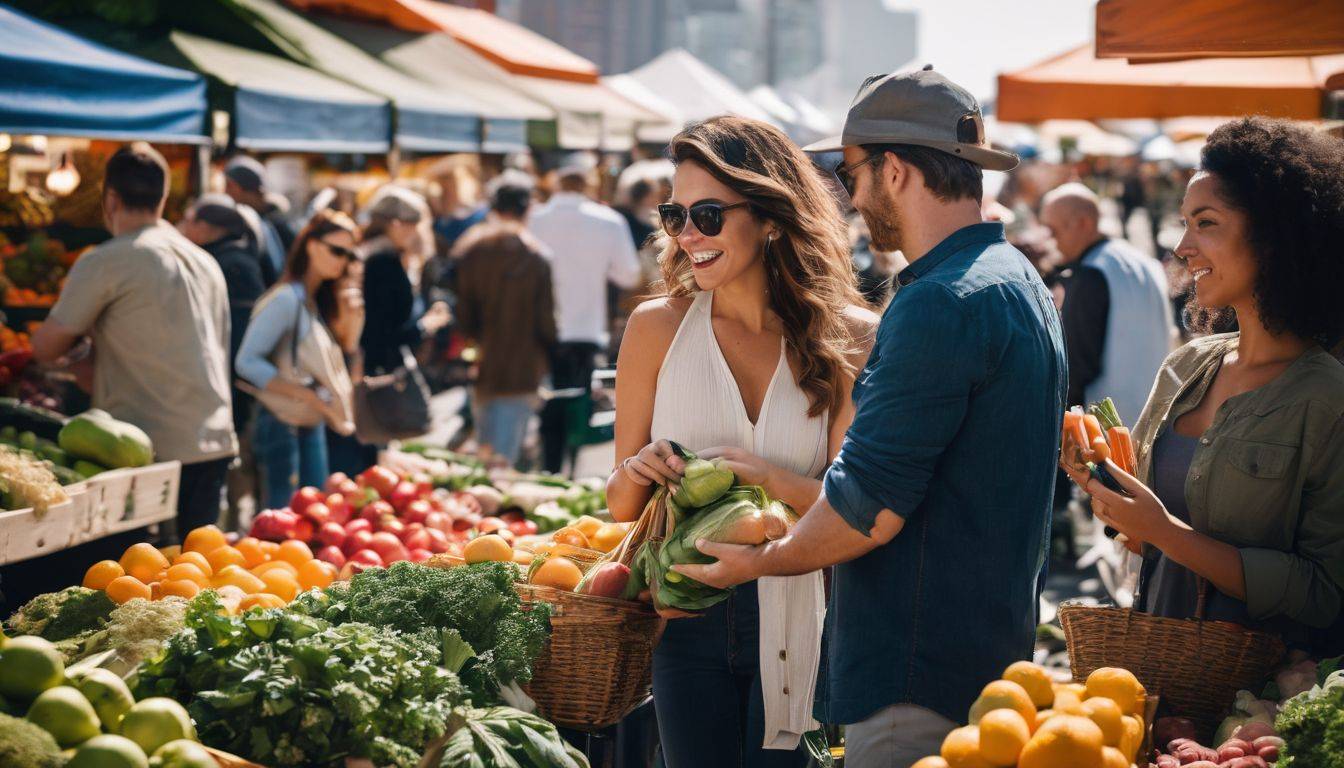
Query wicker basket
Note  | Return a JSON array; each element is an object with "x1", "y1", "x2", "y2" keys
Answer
[
  {"x1": 516, "y1": 582, "x2": 664, "y2": 730},
  {"x1": 1059, "y1": 600, "x2": 1285, "y2": 739}
]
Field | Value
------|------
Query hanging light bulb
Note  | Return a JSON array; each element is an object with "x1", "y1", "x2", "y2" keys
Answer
[
  {"x1": 0, "y1": 134, "x2": 11, "y2": 153},
  {"x1": 45, "y1": 153, "x2": 80, "y2": 197}
]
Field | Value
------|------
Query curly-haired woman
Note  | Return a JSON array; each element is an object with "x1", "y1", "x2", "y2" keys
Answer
[
  {"x1": 1064, "y1": 117, "x2": 1344, "y2": 655},
  {"x1": 605, "y1": 117, "x2": 876, "y2": 766}
]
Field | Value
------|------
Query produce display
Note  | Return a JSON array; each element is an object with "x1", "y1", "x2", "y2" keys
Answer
[
  {"x1": 59, "y1": 408, "x2": 155, "y2": 472},
  {"x1": 913, "y1": 663, "x2": 1149, "y2": 768},
  {"x1": 0, "y1": 630, "x2": 212, "y2": 768},
  {"x1": 0, "y1": 444, "x2": 70, "y2": 511},
  {"x1": 81, "y1": 525, "x2": 336, "y2": 610},
  {"x1": 1, "y1": 232, "x2": 75, "y2": 308}
]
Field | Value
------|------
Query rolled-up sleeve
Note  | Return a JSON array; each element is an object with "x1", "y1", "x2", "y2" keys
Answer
[
  {"x1": 823, "y1": 283, "x2": 983, "y2": 534},
  {"x1": 1241, "y1": 416, "x2": 1344, "y2": 628}
]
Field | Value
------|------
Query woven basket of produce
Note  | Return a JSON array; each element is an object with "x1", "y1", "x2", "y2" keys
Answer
[
  {"x1": 515, "y1": 582, "x2": 663, "y2": 730},
  {"x1": 1059, "y1": 600, "x2": 1284, "y2": 739}
]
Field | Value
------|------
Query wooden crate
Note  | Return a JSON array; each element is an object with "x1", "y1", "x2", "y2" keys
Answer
[{"x1": 0, "y1": 461, "x2": 180, "y2": 565}]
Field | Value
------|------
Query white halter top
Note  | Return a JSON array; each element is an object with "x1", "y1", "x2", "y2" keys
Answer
[
  {"x1": 651, "y1": 291, "x2": 828, "y2": 477},
  {"x1": 649, "y1": 290, "x2": 827, "y2": 749}
]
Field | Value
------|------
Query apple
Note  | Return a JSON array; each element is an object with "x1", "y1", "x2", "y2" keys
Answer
[
  {"x1": 408, "y1": 548, "x2": 433, "y2": 563},
  {"x1": 369, "y1": 532, "x2": 409, "y2": 563},
  {"x1": 323, "y1": 472, "x2": 351, "y2": 494},
  {"x1": 403, "y1": 499, "x2": 432, "y2": 525},
  {"x1": 303, "y1": 502, "x2": 331, "y2": 527},
  {"x1": 343, "y1": 518, "x2": 373, "y2": 536},
  {"x1": 343, "y1": 529, "x2": 374, "y2": 556},
  {"x1": 508, "y1": 519, "x2": 539, "y2": 538},
  {"x1": 424, "y1": 512, "x2": 450, "y2": 533},
  {"x1": 425, "y1": 528, "x2": 451, "y2": 554},
  {"x1": 581, "y1": 562, "x2": 632, "y2": 598},
  {"x1": 294, "y1": 518, "x2": 315, "y2": 543},
  {"x1": 412, "y1": 475, "x2": 434, "y2": 498},
  {"x1": 500, "y1": 510, "x2": 525, "y2": 524},
  {"x1": 358, "y1": 466, "x2": 400, "y2": 498},
  {"x1": 349, "y1": 549, "x2": 385, "y2": 569},
  {"x1": 326, "y1": 493, "x2": 351, "y2": 525},
  {"x1": 317, "y1": 521, "x2": 346, "y2": 549},
  {"x1": 290, "y1": 486, "x2": 323, "y2": 516},
  {"x1": 402, "y1": 527, "x2": 431, "y2": 552},
  {"x1": 379, "y1": 516, "x2": 406, "y2": 538},
  {"x1": 316, "y1": 545, "x2": 346, "y2": 569},
  {"x1": 361, "y1": 499, "x2": 394, "y2": 523},
  {"x1": 389, "y1": 481, "x2": 418, "y2": 513}
]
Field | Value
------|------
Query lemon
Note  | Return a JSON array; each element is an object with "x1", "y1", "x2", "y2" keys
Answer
[
  {"x1": 1082, "y1": 696, "x2": 1124, "y2": 746},
  {"x1": 1085, "y1": 667, "x2": 1147, "y2": 716},
  {"x1": 118, "y1": 698, "x2": 195, "y2": 756},
  {"x1": 1003, "y1": 661, "x2": 1055, "y2": 708},
  {"x1": 26, "y1": 685, "x2": 101, "y2": 747},
  {"x1": 941, "y1": 725, "x2": 992, "y2": 768},
  {"x1": 0, "y1": 635, "x2": 65, "y2": 701},
  {"x1": 968, "y1": 680, "x2": 1037, "y2": 730},
  {"x1": 1018, "y1": 715, "x2": 1104, "y2": 768},
  {"x1": 978, "y1": 708, "x2": 1031, "y2": 766},
  {"x1": 66, "y1": 734, "x2": 149, "y2": 768}
]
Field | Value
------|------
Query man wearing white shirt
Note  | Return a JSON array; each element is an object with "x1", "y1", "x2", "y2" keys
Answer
[{"x1": 529, "y1": 159, "x2": 642, "y2": 471}]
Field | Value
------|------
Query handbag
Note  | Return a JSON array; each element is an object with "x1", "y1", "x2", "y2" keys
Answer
[
  {"x1": 353, "y1": 344, "x2": 432, "y2": 443},
  {"x1": 238, "y1": 284, "x2": 353, "y2": 430}
]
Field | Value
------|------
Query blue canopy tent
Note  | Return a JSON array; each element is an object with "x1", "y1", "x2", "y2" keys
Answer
[{"x1": 0, "y1": 4, "x2": 207, "y2": 143}]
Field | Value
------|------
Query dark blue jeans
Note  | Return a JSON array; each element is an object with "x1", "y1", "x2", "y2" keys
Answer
[
  {"x1": 254, "y1": 408, "x2": 328, "y2": 510},
  {"x1": 652, "y1": 581, "x2": 808, "y2": 768}
]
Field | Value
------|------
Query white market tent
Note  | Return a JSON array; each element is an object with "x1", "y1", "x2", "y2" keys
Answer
[{"x1": 624, "y1": 48, "x2": 778, "y2": 127}]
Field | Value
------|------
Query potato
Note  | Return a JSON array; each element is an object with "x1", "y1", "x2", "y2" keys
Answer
[
  {"x1": 1181, "y1": 762, "x2": 1218, "y2": 768},
  {"x1": 1155, "y1": 756, "x2": 1180, "y2": 768},
  {"x1": 1221, "y1": 757, "x2": 1268, "y2": 768},
  {"x1": 1218, "y1": 743, "x2": 1247, "y2": 761},
  {"x1": 1253, "y1": 736, "x2": 1283, "y2": 763},
  {"x1": 1233, "y1": 721, "x2": 1276, "y2": 742}
]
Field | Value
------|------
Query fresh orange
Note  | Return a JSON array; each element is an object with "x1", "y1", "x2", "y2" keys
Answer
[
  {"x1": 239, "y1": 593, "x2": 286, "y2": 611},
  {"x1": 1085, "y1": 667, "x2": 1147, "y2": 717},
  {"x1": 296, "y1": 559, "x2": 336, "y2": 591},
  {"x1": 83, "y1": 560, "x2": 125, "y2": 590},
  {"x1": 969, "y1": 680, "x2": 1038, "y2": 732},
  {"x1": 277, "y1": 539, "x2": 314, "y2": 566},
  {"x1": 259, "y1": 541, "x2": 281, "y2": 558},
  {"x1": 941, "y1": 725, "x2": 991, "y2": 768},
  {"x1": 183, "y1": 524, "x2": 228, "y2": 554},
  {"x1": 212, "y1": 564, "x2": 266, "y2": 594},
  {"x1": 572, "y1": 515, "x2": 604, "y2": 539},
  {"x1": 206, "y1": 546, "x2": 247, "y2": 573},
  {"x1": 234, "y1": 537, "x2": 269, "y2": 568},
  {"x1": 551, "y1": 527, "x2": 590, "y2": 549},
  {"x1": 1003, "y1": 661, "x2": 1055, "y2": 708},
  {"x1": 978, "y1": 708, "x2": 1031, "y2": 766},
  {"x1": 166, "y1": 563, "x2": 209, "y2": 587},
  {"x1": 1102, "y1": 746, "x2": 1129, "y2": 768},
  {"x1": 1119, "y1": 715, "x2": 1143, "y2": 762},
  {"x1": 529, "y1": 556, "x2": 583, "y2": 591},
  {"x1": 911, "y1": 759, "x2": 951, "y2": 768},
  {"x1": 1017, "y1": 715, "x2": 1104, "y2": 768},
  {"x1": 157, "y1": 545, "x2": 182, "y2": 561},
  {"x1": 1081, "y1": 696, "x2": 1124, "y2": 747},
  {"x1": 119, "y1": 542, "x2": 170, "y2": 583},
  {"x1": 160, "y1": 579, "x2": 201, "y2": 599},
  {"x1": 464, "y1": 534, "x2": 514, "y2": 564},
  {"x1": 1035, "y1": 710, "x2": 1057, "y2": 731},
  {"x1": 589, "y1": 523, "x2": 628, "y2": 553},
  {"x1": 252, "y1": 560, "x2": 299, "y2": 578},
  {"x1": 259, "y1": 569, "x2": 300, "y2": 602},
  {"x1": 173, "y1": 550, "x2": 213, "y2": 576},
  {"x1": 106, "y1": 575, "x2": 152, "y2": 604}
]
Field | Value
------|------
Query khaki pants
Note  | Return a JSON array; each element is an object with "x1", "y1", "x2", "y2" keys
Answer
[{"x1": 843, "y1": 704, "x2": 957, "y2": 768}]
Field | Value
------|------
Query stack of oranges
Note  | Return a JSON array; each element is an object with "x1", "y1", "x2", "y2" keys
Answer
[{"x1": 81, "y1": 525, "x2": 338, "y2": 612}]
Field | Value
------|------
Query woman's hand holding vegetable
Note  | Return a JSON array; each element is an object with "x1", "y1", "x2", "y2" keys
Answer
[
  {"x1": 1062, "y1": 458, "x2": 1173, "y2": 549},
  {"x1": 697, "y1": 446, "x2": 774, "y2": 487},
  {"x1": 619, "y1": 439, "x2": 686, "y2": 489}
]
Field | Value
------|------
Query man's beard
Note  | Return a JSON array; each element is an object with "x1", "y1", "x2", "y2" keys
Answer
[{"x1": 858, "y1": 185, "x2": 903, "y2": 253}]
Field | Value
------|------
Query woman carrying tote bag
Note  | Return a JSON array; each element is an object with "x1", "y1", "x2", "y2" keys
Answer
[{"x1": 236, "y1": 209, "x2": 363, "y2": 509}]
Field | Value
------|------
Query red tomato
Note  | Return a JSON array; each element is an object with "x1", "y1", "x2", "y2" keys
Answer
[{"x1": 289, "y1": 486, "x2": 323, "y2": 515}]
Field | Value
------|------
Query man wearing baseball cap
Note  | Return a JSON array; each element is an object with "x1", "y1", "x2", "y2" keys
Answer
[{"x1": 674, "y1": 67, "x2": 1067, "y2": 765}]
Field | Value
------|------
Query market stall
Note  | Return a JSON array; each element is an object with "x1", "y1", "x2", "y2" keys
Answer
[{"x1": 1095, "y1": 0, "x2": 1344, "y2": 61}]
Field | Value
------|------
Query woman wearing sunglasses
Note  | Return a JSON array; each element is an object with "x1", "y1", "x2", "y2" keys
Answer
[
  {"x1": 236, "y1": 209, "x2": 364, "y2": 509},
  {"x1": 606, "y1": 116, "x2": 876, "y2": 767}
]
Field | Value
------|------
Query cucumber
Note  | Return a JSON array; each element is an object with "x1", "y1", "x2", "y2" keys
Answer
[
  {"x1": 0, "y1": 398, "x2": 68, "y2": 441},
  {"x1": 73, "y1": 460, "x2": 107, "y2": 478}
]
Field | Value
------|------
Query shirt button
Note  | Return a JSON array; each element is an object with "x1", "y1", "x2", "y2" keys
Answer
[
  {"x1": 783, "y1": 687, "x2": 790, "y2": 695},
  {"x1": 1200, "y1": 437, "x2": 1211, "y2": 446}
]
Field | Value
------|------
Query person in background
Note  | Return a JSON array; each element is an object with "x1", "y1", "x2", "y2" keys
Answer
[
  {"x1": 452, "y1": 171, "x2": 557, "y2": 467},
  {"x1": 615, "y1": 178, "x2": 660, "y2": 251},
  {"x1": 1063, "y1": 117, "x2": 1344, "y2": 657},
  {"x1": 431, "y1": 162, "x2": 488, "y2": 254},
  {"x1": 528, "y1": 156, "x2": 643, "y2": 473},
  {"x1": 235, "y1": 210, "x2": 362, "y2": 509},
  {"x1": 33, "y1": 143, "x2": 238, "y2": 537},
  {"x1": 674, "y1": 68, "x2": 1067, "y2": 766},
  {"x1": 1041, "y1": 182, "x2": 1175, "y2": 423},
  {"x1": 224, "y1": 155, "x2": 290, "y2": 284},
  {"x1": 181, "y1": 194, "x2": 268, "y2": 526}
]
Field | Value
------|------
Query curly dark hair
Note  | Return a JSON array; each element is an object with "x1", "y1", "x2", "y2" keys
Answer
[{"x1": 1186, "y1": 117, "x2": 1344, "y2": 346}]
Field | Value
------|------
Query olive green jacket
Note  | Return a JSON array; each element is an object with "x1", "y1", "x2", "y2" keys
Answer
[{"x1": 1130, "y1": 333, "x2": 1344, "y2": 629}]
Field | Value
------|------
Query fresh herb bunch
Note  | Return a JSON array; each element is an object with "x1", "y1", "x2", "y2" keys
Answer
[
  {"x1": 291, "y1": 561, "x2": 551, "y2": 705},
  {"x1": 136, "y1": 592, "x2": 463, "y2": 767},
  {"x1": 438, "y1": 707, "x2": 588, "y2": 768}
]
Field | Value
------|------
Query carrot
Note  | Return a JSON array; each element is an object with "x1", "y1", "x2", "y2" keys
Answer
[
  {"x1": 1083, "y1": 414, "x2": 1106, "y2": 448},
  {"x1": 1107, "y1": 426, "x2": 1137, "y2": 475},
  {"x1": 1090, "y1": 437, "x2": 1110, "y2": 463},
  {"x1": 1068, "y1": 409, "x2": 1090, "y2": 450}
]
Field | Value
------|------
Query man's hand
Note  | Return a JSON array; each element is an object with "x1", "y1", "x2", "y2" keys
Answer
[{"x1": 670, "y1": 539, "x2": 763, "y2": 590}]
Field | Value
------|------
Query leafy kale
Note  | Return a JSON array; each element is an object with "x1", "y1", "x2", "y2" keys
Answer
[
  {"x1": 1276, "y1": 675, "x2": 1344, "y2": 768},
  {"x1": 293, "y1": 561, "x2": 551, "y2": 705},
  {"x1": 136, "y1": 591, "x2": 462, "y2": 768},
  {"x1": 438, "y1": 707, "x2": 589, "y2": 768}
]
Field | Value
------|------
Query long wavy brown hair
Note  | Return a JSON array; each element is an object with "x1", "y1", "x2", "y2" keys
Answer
[{"x1": 656, "y1": 116, "x2": 863, "y2": 417}]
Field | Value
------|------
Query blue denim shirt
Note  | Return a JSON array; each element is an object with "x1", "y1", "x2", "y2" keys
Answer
[{"x1": 815, "y1": 223, "x2": 1067, "y2": 725}]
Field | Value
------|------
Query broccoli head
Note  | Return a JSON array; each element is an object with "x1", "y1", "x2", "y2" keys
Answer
[
  {"x1": 0, "y1": 712, "x2": 65, "y2": 768},
  {"x1": 5, "y1": 587, "x2": 115, "y2": 641},
  {"x1": 1276, "y1": 683, "x2": 1344, "y2": 768}
]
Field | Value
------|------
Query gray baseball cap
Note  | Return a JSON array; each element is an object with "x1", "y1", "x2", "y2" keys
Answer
[{"x1": 803, "y1": 65, "x2": 1018, "y2": 171}]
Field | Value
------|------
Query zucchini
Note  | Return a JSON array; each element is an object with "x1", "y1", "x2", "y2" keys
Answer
[{"x1": 0, "y1": 398, "x2": 68, "y2": 441}]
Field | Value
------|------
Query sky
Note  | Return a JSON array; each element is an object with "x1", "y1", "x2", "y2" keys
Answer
[{"x1": 886, "y1": 0, "x2": 1096, "y2": 101}]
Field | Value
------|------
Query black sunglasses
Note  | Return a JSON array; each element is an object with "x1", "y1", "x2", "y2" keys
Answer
[
  {"x1": 658, "y1": 200, "x2": 749, "y2": 237},
  {"x1": 319, "y1": 240, "x2": 359, "y2": 261},
  {"x1": 834, "y1": 153, "x2": 882, "y2": 197}
]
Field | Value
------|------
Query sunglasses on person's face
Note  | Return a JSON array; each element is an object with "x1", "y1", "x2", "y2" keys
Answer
[
  {"x1": 319, "y1": 240, "x2": 359, "y2": 261},
  {"x1": 658, "y1": 200, "x2": 749, "y2": 238},
  {"x1": 834, "y1": 153, "x2": 881, "y2": 198}
]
